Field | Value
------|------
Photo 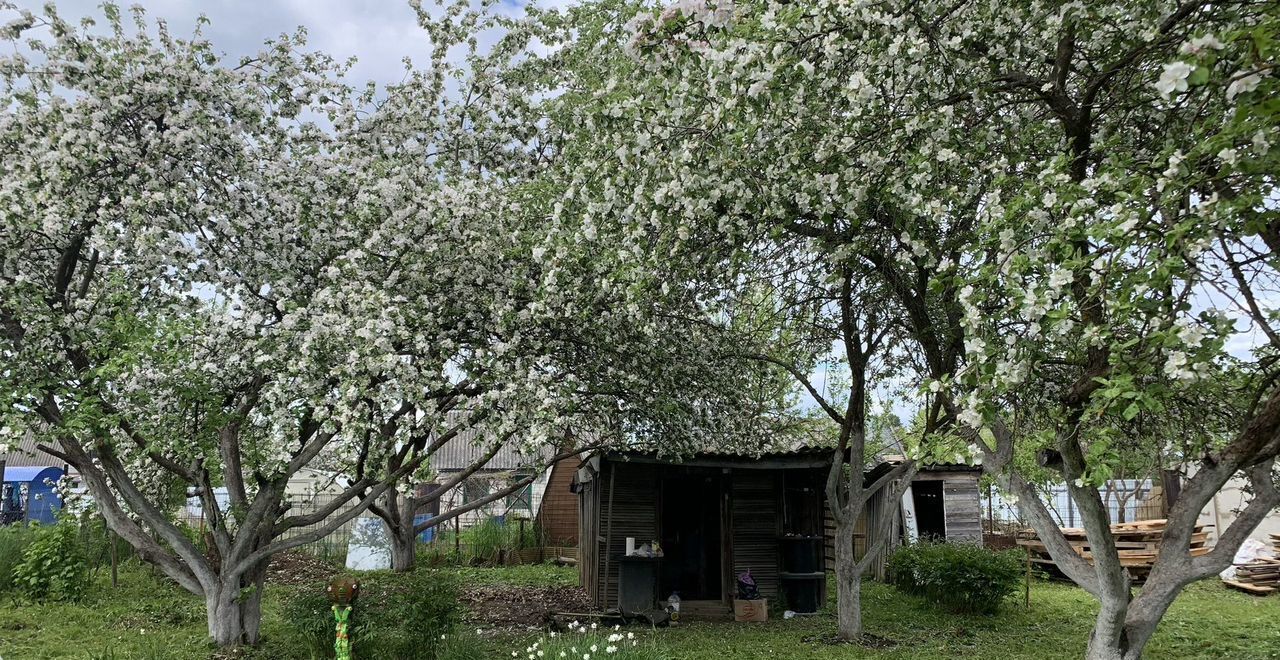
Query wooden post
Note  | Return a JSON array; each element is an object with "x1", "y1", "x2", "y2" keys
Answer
[
  {"x1": 109, "y1": 527, "x2": 119, "y2": 588},
  {"x1": 1024, "y1": 546, "x2": 1032, "y2": 609},
  {"x1": 986, "y1": 483, "x2": 994, "y2": 534},
  {"x1": 602, "y1": 462, "x2": 617, "y2": 608}
]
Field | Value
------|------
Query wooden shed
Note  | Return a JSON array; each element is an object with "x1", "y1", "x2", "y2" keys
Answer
[
  {"x1": 823, "y1": 461, "x2": 984, "y2": 579},
  {"x1": 536, "y1": 456, "x2": 581, "y2": 547},
  {"x1": 574, "y1": 449, "x2": 830, "y2": 616}
]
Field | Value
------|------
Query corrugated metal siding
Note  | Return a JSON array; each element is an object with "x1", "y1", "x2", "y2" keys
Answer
[
  {"x1": 731, "y1": 471, "x2": 781, "y2": 599},
  {"x1": 593, "y1": 461, "x2": 660, "y2": 608},
  {"x1": 430, "y1": 410, "x2": 555, "y2": 471},
  {"x1": 1, "y1": 431, "x2": 66, "y2": 469}
]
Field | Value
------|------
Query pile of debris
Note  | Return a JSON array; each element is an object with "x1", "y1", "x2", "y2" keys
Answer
[
  {"x1": 1221, "y1": 534, "x2": 1280, "y2": 596},
  {"x1": 1016, "y1": 518, "x2": 1211, "y2": 584}
]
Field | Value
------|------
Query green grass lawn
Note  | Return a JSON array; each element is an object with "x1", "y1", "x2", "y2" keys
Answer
[{"x1": 1, "y1": 562, "x2": 1277, "y2": 659}]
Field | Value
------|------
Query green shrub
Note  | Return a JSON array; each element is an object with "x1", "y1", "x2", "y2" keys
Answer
[
  {"x1": 279, "y1": 585, "x2": 336, "y2": 658},
  {"x1": 14, "y1": 520, "x2": 89, "y2": 602},
  {"x1": 280, "y1": 569, "x2": 464, "y2": 659},
  {"x1": 887, "y1": 541, "x2": 1022, "y2": 614},
  {"x1": 0, "y1": 524, "x2": 34, "y2": 593}
]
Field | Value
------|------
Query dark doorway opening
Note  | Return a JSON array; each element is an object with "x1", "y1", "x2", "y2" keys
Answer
[
  {"x1": 912, "y1": 481, "x2": 947, "y2": 540},
  {"x1": 660, "y1": 472, "x2": 722, "y2": 601}
]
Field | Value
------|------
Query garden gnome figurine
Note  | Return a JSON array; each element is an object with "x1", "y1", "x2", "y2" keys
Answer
[{"x1": 327, "y1": 575, "x2": 360, "y2": 660}]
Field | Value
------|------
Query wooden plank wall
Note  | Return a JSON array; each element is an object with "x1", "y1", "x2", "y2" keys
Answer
[
  {"x1": 941, "y1": 473, "x2": 982, "y2": 542},
  {"x1": 823, "y1": 506, "x2": 870, "y2": 572},
  {"x1": 823, "y1": 471, "x2": 986, "y2": 579},
  {"x1": 537, "y1": 458, "x2": 580, "y2": 546},
  {"x1": 593, "y1": 461, "x2": 660, "y2": 608},
  {"x1": 731, "y1": 471, "x2": 781, "y2": 599}
]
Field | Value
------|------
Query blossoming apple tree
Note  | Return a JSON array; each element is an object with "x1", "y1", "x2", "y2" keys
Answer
[
  {"x1": 526, "y1": 0, "x2": 1280, "y2": 657},
  {"x1": 0, "y1": 1, "x2": 766, "y2": 647}
]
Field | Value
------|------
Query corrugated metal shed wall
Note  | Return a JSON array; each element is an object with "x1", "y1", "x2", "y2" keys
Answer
[
  {"x1": 593, "y1": 461, "x2": 660, "y2": 608},
  {"x1": 730, "y1": 470, "x2": 781, "y2": 599}
]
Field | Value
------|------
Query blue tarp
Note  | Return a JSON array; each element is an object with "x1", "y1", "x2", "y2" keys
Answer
[
  {"x1": 2, "y1": 466, "x2": 62, "y2": 484},
  {"x1": 1, "y1": 466, "x2": 64, "y2": 524},
  {"x1": 414, "y1": 514, "x2": 436, "y2": 543}
]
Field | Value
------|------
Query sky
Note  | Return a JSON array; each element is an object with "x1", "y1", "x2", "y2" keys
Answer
[{"x1": 17, "y1": 0, "x2": 543, "y2": 89}]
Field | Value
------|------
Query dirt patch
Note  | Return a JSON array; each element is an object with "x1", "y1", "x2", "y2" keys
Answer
[
  {"x1": 461, "y1": 583, "x2": 595, "y2": 633},
  {"x1": 265, "y1": 550, "x2": 340, "y2": 587}
]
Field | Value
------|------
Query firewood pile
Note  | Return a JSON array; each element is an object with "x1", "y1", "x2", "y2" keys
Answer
[
  {"x1": 1221, "y1": 533, "x2": 1280, "y2": 596},
  {"x1": 1015, "y1": 519, "x2": 1211, "y2": 584}
]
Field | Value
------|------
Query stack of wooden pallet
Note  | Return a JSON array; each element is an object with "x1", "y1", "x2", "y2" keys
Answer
[
  {"x1": 1224, "y1": 558, "x2": 1280, "y2": 595},
  {"x1": 1221, "y1": 534, "x2": 1280, "y2": 595},
  {"x1": 1016, "y1": 519, "x2": 1211, "y2": 584}
]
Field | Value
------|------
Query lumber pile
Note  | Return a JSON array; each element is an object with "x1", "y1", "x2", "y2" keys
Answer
[
  {"x1": 1221, "y1": 533, "x2": 1280, "y2": 596},
  {"x1": 1016, "y1": 519, "x2": 1211, "y2": 584},
  {"x1": 1223, "y1": 558, "x2": 1280, "y2": 595}
]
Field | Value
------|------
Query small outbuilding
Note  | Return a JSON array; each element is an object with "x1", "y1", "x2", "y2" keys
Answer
[
  {"x1": 575, "y1": 448, "x2": 831, "y2": 617},
  {"x1": 575, "y1": 449, "x2": 985, "y2": 616},
  {"x1": 824, "y1": 459, "x2": 984, "y2": 579},
  {"x1": 1, "y1": 465, "x2": 66, "y2": 525}
]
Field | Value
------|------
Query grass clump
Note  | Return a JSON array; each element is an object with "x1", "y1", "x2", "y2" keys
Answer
[
  {"x1": 0, "y1": 524, "x2": 34, "y2": 594},
  {"x1": 508, "y1": 622, "x2": 667, "y2": 660}
]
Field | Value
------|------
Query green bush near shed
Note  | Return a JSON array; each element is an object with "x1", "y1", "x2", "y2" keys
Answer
[
  {"x1": 888, "y1": 541, "x2": 1023, "y2": 614},
  {"x1": 280, "y1": 568, "x2": 464, "y2": 659}
]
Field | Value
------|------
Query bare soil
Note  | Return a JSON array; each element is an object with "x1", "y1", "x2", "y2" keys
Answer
[
  {"x1": 264, "y1": 550, "x2": 340, "y2": 587},
  {"x1": 460, "y1": 583, "x2": 595, "y2": 632}
]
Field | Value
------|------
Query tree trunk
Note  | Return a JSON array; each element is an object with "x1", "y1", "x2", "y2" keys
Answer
[
  {"x1": 390, "y1": 524, "x2": 418, "y2": 573},
  {"x1": 204, "y1": 567, "x2": 268, "y2": 647},
  {"x1": 833, "y1": 520, "x2": 862, "y2": 641},
  {"x1": 1084, "y1": 593, "x2": 1132, "y2": 660},
  {"x1": 206, "y1": 585, "x2": 246, "y2": 647}
]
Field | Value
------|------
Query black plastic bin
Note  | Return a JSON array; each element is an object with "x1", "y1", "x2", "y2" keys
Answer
[
  {"x1": 779, "y1": 536, "x2": 824, "y2": 573},
  {"x1": 779, "y1": 571, "x2": 825, "y2": 614},
  {"x1": 617, "y1": 556, "x2": 661, "y2": 613}
]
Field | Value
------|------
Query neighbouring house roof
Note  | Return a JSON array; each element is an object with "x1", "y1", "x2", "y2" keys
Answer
[
  {"x1": 865, "y1": 454, "x2": 983, "y2": 484},
  {"x1": 1, "y1": 431, "x2": 69, "y2": 469},
  {"x1": 430, "y1": 411, "x2": 556, "y2": 473}
]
